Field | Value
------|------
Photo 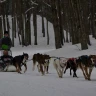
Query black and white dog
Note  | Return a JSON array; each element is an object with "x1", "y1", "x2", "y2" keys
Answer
[{"x1": 13, "y1": 53, "x2": 29, "y2": 74}]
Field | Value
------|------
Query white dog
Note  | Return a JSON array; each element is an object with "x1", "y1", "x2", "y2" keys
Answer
[{"x1": 53, "y1": 58, "x2": 67, "y2": 78}]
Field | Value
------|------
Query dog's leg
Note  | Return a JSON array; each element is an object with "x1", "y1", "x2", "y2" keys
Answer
[
  {"x1": 46, "y1": 65, "x2": 49, "y2": 74},
  {"x1": 60, "y1": 63, "x2": 66, "y2": 78},
  {"x1": 75, "y1": 69, "x2": 78, "y2": 78},
  {"x1": 43, "y1": 64, "x2": 46, "y2": 75},
  {"x1": 88, "y1": 67, "x2": 93, "y2": 80},
  {"x1": 84, "y1": 67, "x2": 89, "y2": 80},
  {"x1": 64, "y1": 64, "x2": 68, "y2": 74},
  {"x1": 43, "y1": 63, "x2": 46, "y2": 74},
  {"x1": 57, "y1": 69, "x2": 61, "y2": 78},
  {"x1": 24, "y1": 64, "x2": 27, "y2": 73},
  {"x1": 61, "y1": 68, "x2": 64, "y2": 78},
  {"x1": 64, "y1": 62, "x2": 68, "y2": 72},
  {"x1": 64, "y1": 67, "x2": 67, "y2": 74},
  {"x1": 53, "y1": 60, "x2": 62, "y2": 78},
  {"x1": 46, "y1": 63, "x2": 49, "y2": 74},
  {"x1": 55, "y1": 64, "x2": 61, "y2": 78},
  {"x1": 37, "y1": 64, "x2": 40, "y2": 72},
  {"x1": 73, "y1": 69, "x2": 75, "y2": 77},
  {"x1": 73, "y1": 69, "x2": 78, "y2": 78},
  {"x1": 70, "y1": 68, "x2": 72, "y2": 76},
  {"x1": 16, "y1": 63, "x2": 21, "y2": 74},
  {"x1": 80, "y1": 64, "x2": 87, "y2": 80},
  {"x1": 40, "y1": 64, "x2": 44, "y2": 75},
  {"x1": 59, "y1": 69, "x2": 63, "y2": 78},
  {"x1": 32, "y1": 61, "x2": 36, "y2": 71},
  {"x1": 58, "y1": 64, "x2": 63, "y2": 78},
  {"x1": 43, "y1": 64, "x2": 45, "y2": 75}
]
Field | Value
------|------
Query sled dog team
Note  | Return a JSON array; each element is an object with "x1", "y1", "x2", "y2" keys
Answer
[
  {"x1": 32, "y1": 53, "x2": 96, "y2": 81},
  {"x1": 0, "y1": 51, "x2": 96, "y2": 81}
]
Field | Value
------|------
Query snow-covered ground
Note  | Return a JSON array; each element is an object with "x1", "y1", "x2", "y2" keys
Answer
[
  {"x1": 1, "y1": 37, "x2": 96, "y2": 96},
  {"x1": 0, "y1": 15, "x2": 96, "y2": 96}
]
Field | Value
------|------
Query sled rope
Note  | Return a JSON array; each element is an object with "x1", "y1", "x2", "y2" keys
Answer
[
  {"x1": 51, "y1": 56, "x2": 69, "y2": 60},
  {"x1": 26, "y1": 59, "x2": 33, "y2": 62}
]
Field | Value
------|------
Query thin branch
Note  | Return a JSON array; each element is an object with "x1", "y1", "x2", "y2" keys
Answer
[
  {"x1": 25, "y1": 7, "x2": 34, "y2": 14},
  {"x1": 43, "y1": 1, "x2": 51, "y2": 7},
  {"x1": 31, "y1": 0, "x2": 38, "y2": 5}
]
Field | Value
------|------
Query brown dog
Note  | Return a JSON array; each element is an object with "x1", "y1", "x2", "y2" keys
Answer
[{"x1": 32, "y1": 53, "x2": 50, "y2": 75}]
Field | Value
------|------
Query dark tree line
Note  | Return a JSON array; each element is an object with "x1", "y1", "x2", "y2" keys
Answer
[{"x1": 0, "y1": 0, "x2": 96, "y2": 50}]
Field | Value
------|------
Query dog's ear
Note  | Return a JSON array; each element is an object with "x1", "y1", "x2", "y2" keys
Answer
[{"x1": 23, "y1": 52, "x2": 25, "y2": 55}]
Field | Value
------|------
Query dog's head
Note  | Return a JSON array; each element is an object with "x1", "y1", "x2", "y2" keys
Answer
[{"x1": 23, "y1": 52, "x2": 29, "y2": 60}]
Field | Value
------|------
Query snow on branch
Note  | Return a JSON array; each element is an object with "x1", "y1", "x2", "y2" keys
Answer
[
  {"x1": 0, "y1": 0, "x2": 6, "y2": 3},
  {"x1": 31, "y1": 0, "x2": 38, "y2": 5},
  {"x1": 25, "y1": 7, "x2": 34, "y2": 14},
  {"x1": 43, "y1": 1, "x2": 51, "y2": 7}
]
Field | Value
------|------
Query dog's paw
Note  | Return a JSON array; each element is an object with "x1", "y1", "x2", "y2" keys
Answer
[
  {"x1": 24, "y1": 70, "x2": 26, "y2": 73},
  {"x1": 18, "y1": 71, "x2": 22, "y2": 74}
]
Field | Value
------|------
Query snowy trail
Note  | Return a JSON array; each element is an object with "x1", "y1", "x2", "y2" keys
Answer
[
  {"x1": 0, "y1": 46, "x2": 96, "y2": 96},
  {"x1": 0, "y1": 60, "x2": 96, "y2": 96}
]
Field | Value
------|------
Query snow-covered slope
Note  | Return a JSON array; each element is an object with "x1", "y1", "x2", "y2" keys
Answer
[{"x1": 0, "y1": 35, "x2": 96, "y2": 96}]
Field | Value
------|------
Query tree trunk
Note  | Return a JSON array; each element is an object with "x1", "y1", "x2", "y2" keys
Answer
[
  {"x1": 21, "y1": 14, "x2": 25, "y2": 46},
  {"x1": 33, "y1": 11, "x2": 37, "y2": 45},
  {"x1": 57, "y1": 0, "x2": 64, "y2": 45},
  {"x1": 0, "y1": 17, "x2": 3, "y2": 38},
  {"x1": 77, "y1": 0, "x2": 88, "y2": 50},
  {"x1": 46, "y1": 19, "x2": 49, "y2": 45},
  {"x1": 52, "y1": 0, "x2": 62, "y2": 49}
]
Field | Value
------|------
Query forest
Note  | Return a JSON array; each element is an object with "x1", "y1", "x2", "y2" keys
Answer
[{"x1": 0, "y1": 0, "x2": 96, "y2": 49}]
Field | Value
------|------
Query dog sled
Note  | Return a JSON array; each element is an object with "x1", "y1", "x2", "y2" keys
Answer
[
  {"x1": 0, "y1": 57, "x2": 16, "y2": 72},
  {"x1": 0, "y1": 50, "x2": 16, "y2": 72}
]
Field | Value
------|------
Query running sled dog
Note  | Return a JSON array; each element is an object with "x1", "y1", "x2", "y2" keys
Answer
[
  {"x1": 32, "y1": 53, "x2": 50, "y2": 75},
  {"x1": 13, "y1": 53, "x2": 29, "y2": 74},
  {"x1": 53, "y1": 57, "x2": 67, "y2": 78}
]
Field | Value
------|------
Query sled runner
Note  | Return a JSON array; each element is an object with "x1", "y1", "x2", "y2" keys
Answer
[
  {"x1": 3, "y1": 65, "x2": 16, "y2": 72},
  {"x1": 0, "y1": 50, "x2": 16, "y2": 72},
  {"x1": 0, "y1": 57, "x2": 16, "y2": 72}
]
